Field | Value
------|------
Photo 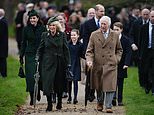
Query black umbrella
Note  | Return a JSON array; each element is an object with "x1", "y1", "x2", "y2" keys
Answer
[{"x1": 85, "y1": 66, "x2": 92, "y2": 107}]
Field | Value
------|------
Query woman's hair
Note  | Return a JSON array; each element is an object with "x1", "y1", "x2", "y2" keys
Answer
[
  {"x1": 27, "y1": 15, "x2": 43, "y2": 25},
  {"x1": 48, "y1": 21, "x2": 62, "y2": 32},
  {"x1": 71, "y1": 29, "x2": 80, "y2": 35}
]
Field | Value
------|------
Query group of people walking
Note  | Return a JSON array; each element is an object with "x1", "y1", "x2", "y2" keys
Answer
[{"x1": 0, "y1": 0, "x2": 154, "y2": 114}]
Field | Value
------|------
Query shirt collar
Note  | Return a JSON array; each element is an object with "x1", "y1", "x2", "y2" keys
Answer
[
  {"x1": 0, "y1": 16, "x2": 4, "y2": 20},
  {"x1": 119, "y1": 33, "x2": 122, "y2": 39}
]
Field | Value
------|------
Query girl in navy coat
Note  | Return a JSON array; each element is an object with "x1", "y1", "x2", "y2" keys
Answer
[{"x1": 67, "y1": 29, "x2": 84, "y2": 104}]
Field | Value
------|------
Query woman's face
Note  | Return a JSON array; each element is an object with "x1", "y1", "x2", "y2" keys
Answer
[
  {"x1": 71, "y1": 31, "x2": 79, "y2": 41},
  {"x1": 29, "y1": 16, "x2": 39, "y2": 26},
  {"x1": 48, "y1": 23, "x2": 57, "y2": 33}
]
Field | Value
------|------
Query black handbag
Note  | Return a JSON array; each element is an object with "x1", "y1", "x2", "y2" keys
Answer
[
  {"x1": 66, "y1": 68, "x2": 74, "y2": 81},
  {"x1": 18, "y1": 64, "x2": 26, "y2": 78}
]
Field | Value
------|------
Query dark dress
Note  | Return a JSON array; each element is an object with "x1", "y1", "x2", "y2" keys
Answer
[
  {"x1": 20, "y1": 23, "x2": 46, "y2": 92},
  {"x1": 36, "y1": 31, "x2": 70, "y2": 96}
]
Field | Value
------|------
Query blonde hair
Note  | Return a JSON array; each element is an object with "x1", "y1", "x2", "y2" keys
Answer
[{"x1": 48, "y1": 20, "x2": 62, "y2": 32}]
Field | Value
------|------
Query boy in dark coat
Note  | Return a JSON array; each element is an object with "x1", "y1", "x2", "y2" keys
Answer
[{"x1": 112, "y1": 22, "x2": 132, "y2": 106}]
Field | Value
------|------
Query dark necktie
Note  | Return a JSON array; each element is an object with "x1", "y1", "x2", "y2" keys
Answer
[
  {"x1": 97, "y1": 19, "x2": 100, "y2": 28},
  {"x1": 151, "y1": 25, "x2": 154, "y2": 49}
]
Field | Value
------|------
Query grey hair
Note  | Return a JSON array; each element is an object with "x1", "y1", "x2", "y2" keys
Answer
[
  {"x1": 0, "y1": 9, "x2": 5, "y2": 16},
  {"x1": 100, "y1": 16, "x2": 111, "y2": 27}
]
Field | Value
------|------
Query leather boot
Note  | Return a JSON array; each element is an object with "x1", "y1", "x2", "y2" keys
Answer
[
  {"x1": 56, "y1": 92, "x2": 62, "y2": 110},
  {"x1": 46, "y1": 95, "x2": 52, "y2": 111},
  {"x1": 30, "y1": 92, "x2": 34, "y2": 105}
]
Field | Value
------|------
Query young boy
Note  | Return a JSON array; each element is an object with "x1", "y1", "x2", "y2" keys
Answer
[{"x1": 112, "y1": 22, "x2": 132, "y2": 106}]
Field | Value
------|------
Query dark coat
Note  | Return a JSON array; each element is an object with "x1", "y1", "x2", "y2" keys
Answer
[
  {"x1": 36, "y1": 31, "x2": 70, "y2": 96},
  {"x1": 82, "y1": 17, "x2": 98, "y2": 55},
  {"x1": 0, "y1": 17, "x2": 8, "y2": 58},
  {"x1": 20, "y1": 24, "x2": 46, "y2": 92},
  {"x1": 15, "y1": 10, "x2": 25, "y2": 42},
  {"x1": 118, "y1": 34, "x2": 132, "y2": 78},
  {"x1": 68, "y1": 41, "x2": 84, "y2": 81}
]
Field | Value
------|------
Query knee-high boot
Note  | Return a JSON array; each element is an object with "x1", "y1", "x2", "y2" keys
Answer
[
  {"x1": 46, "y1": 94, "x2": 52, "y2": 111},
  {"x1": 56, "y1": 92, "x2": 62, "y2": 110},
  {"x1": 30, "y1": 92, "x2": 34, "y2": 105}
]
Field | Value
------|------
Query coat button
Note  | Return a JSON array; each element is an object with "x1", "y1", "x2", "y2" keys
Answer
[
  {"x1": 102, "y1": 55, "x2": 104, "y2": 57},
  {"x1": 110, "y1": 55, "x2": 112, "y2": 57}
]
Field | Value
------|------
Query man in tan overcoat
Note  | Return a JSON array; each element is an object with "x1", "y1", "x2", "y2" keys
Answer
[{"x1": 86, "y1": 16, "x2": 123, "y2": 113}]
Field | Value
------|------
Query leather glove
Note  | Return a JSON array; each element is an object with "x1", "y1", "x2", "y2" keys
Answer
[{"x1": 19, "y1": 57, "x2": 24, "y2": 65}]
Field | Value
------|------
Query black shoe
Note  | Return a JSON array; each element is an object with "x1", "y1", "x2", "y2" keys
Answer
[
  {"x1": 118, "y1": 102, "x2": 124, "y2": 106},
  {"x1": 145, "y1": 88, "x2": 150, "y2": 94},
  {"x1": 112, "y1": 99, "x2": 117, "y2": 106},
  {"x1": 67, "y1": 97, "x2": 72, "y2": 104},
  {"x1": 37, "y1": 92, "x2": 41, "y2": 101},
  {"x1": 73, "y1": 99, "x2": 78, "y2": 104},
  {"x1": 56, "y1": 103, "x2": 62, "y2": 110},
  {"x1": 30, "y1": 99, "x2": 33, "y2": 105},
  {"x1": 89, "y1": 95, "x2": 95, "y2": 102},
  {"x1": 46, "y1": 103, "x2": 52, "y2": 111}
]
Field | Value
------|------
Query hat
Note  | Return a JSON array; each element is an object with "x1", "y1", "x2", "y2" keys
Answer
[
  {"x1": 47, "y1": 16, "x2": 59, "y2": 25},
  {"x1": 28, "y1": 9, "x2": 38, "y2": 17}
]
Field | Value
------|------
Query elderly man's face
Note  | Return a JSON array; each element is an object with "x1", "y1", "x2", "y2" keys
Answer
[
  {"x1": 100, "y1": 20, "x2": 109, "y2": 32},
  {"x1": 150, "y1": 11, "x2": 154, "y2": 24},
  {"x1": 142, "y1": 9, "x2": 150, "y2": 20}
]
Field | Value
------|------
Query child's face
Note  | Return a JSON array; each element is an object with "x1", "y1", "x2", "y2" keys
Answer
[
  {"x1": 71, "y1": 31, "x2": 79, "y2": 41},
  {"x1": 113, "y1": 26, "x2": 122, "y2": 34}
]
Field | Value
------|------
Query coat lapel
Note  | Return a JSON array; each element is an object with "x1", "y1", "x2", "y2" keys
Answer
[
  {"x1": 102, "y1": 29, "x2": 113, "y2": 47},
  {"x1": 96, "y1": 29, "x2": 105, "y2": 45}
]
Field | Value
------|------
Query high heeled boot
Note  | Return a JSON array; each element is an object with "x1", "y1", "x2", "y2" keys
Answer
[
  {"x1": 56, "y1": 93, "x2": 62, "y2": 110},
  {"x1": 46, "y1": 95, "x2": 52, "y2": 111},
  {"x1": 30, "y1": 92, "x2": 34, "y2": 105}
]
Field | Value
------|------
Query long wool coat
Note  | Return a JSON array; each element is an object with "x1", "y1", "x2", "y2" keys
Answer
[
  {"x1": 68, "y1": 41, "x2": 84, "y2": 81},
  {"x1": 36, "y1": 31, "x2": 70, "y2": 96},
  {"x1": 20, "y1": 24, "x2": 46, "y2": 92},
  {"x1": 86, "y1": 29, "x2": 123, "y2": 92}
]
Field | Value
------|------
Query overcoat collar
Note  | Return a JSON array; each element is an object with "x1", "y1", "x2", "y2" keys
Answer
[{"x1": 95, "y1": 29, "x2": 113, "y2": 47}]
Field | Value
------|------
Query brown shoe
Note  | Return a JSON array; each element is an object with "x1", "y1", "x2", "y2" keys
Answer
[
  {"x1": 97, "y1": 103, "x2": 103, "y2": 111},
  {"x1": 106, "y1": 108, "x2": 113, "y2": 113}
]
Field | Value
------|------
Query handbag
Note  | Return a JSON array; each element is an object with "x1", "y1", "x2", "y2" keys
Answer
[
  {"x1": 66, "y1": 68, "x2": 74, "y2": 81},
  {"x1": 18, "y1": 64, "x2": 26, "y2": 78}
]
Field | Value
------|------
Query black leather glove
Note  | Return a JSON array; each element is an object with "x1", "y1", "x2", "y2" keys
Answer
[{"x1": 19, "y1": 57, "x2": 24, "y2": 65}]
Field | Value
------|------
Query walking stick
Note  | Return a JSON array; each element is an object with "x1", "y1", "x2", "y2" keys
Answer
[{"x1": 33, "y1": 61, "x2": 40, "y2": 108}]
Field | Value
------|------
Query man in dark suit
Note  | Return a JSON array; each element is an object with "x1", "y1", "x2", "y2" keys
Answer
[
  {"x1": 15, "y1": 3, "x2": 25, "y2": 52},
  {"x1": 82, "y1": 4, "x2": 105, "y2": 110},
  {"x1": 139, "y1": 11, "x2": 154, "y2": 95},
  {"x1": 0, "y1": 9, "x2": 8, "y2": 78},
  {"x1": 129, "y1": 8, "x2": 150, "y2": 87},
  {"x1": 113, "y1": 22, "x2": 132, "y2": 106}
]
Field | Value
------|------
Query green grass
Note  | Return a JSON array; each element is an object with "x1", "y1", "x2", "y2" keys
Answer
[
  {"x1": 0, "y1": 56, "x2": 27, "y2": 115},
  {"x1": 124, "y1": 67, "x2": 154, "y2": 115},
  {"x1": 9, "y1": 24, "x2": 15, "y2": 38}
]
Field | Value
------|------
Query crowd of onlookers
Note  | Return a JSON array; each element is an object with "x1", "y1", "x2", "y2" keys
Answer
[{"x1": 0, "y1": 0, "x2": 154, "y2": 113}]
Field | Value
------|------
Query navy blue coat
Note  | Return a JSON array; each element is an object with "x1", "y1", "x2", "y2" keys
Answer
[
  {"x1": 68, "y1": 41, "x2": 84, "y2": 81},
  {"x1": 118, "y1": 34, "x2": 132, "y2": 78}
]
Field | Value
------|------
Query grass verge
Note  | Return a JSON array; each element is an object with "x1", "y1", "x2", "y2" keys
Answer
[
  {"x1": 124, "y1": 67, "x2": 154, "y2": 115},
  {"x1": 0, "y1": 56, "x2": 27, "y2": 115}
]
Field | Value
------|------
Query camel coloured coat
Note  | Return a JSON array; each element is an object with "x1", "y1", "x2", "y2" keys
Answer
[{"x1": 86, "y1": 29, "x2": 123, "y2": 92}]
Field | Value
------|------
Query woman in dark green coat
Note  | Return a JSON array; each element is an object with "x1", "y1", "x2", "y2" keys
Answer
[
  {"x1": 19, "y1": 10, "x2": 46, "y2": 105},
  {"x1": 36, "y1": 16, "x2": 70, "y2": 111}
]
